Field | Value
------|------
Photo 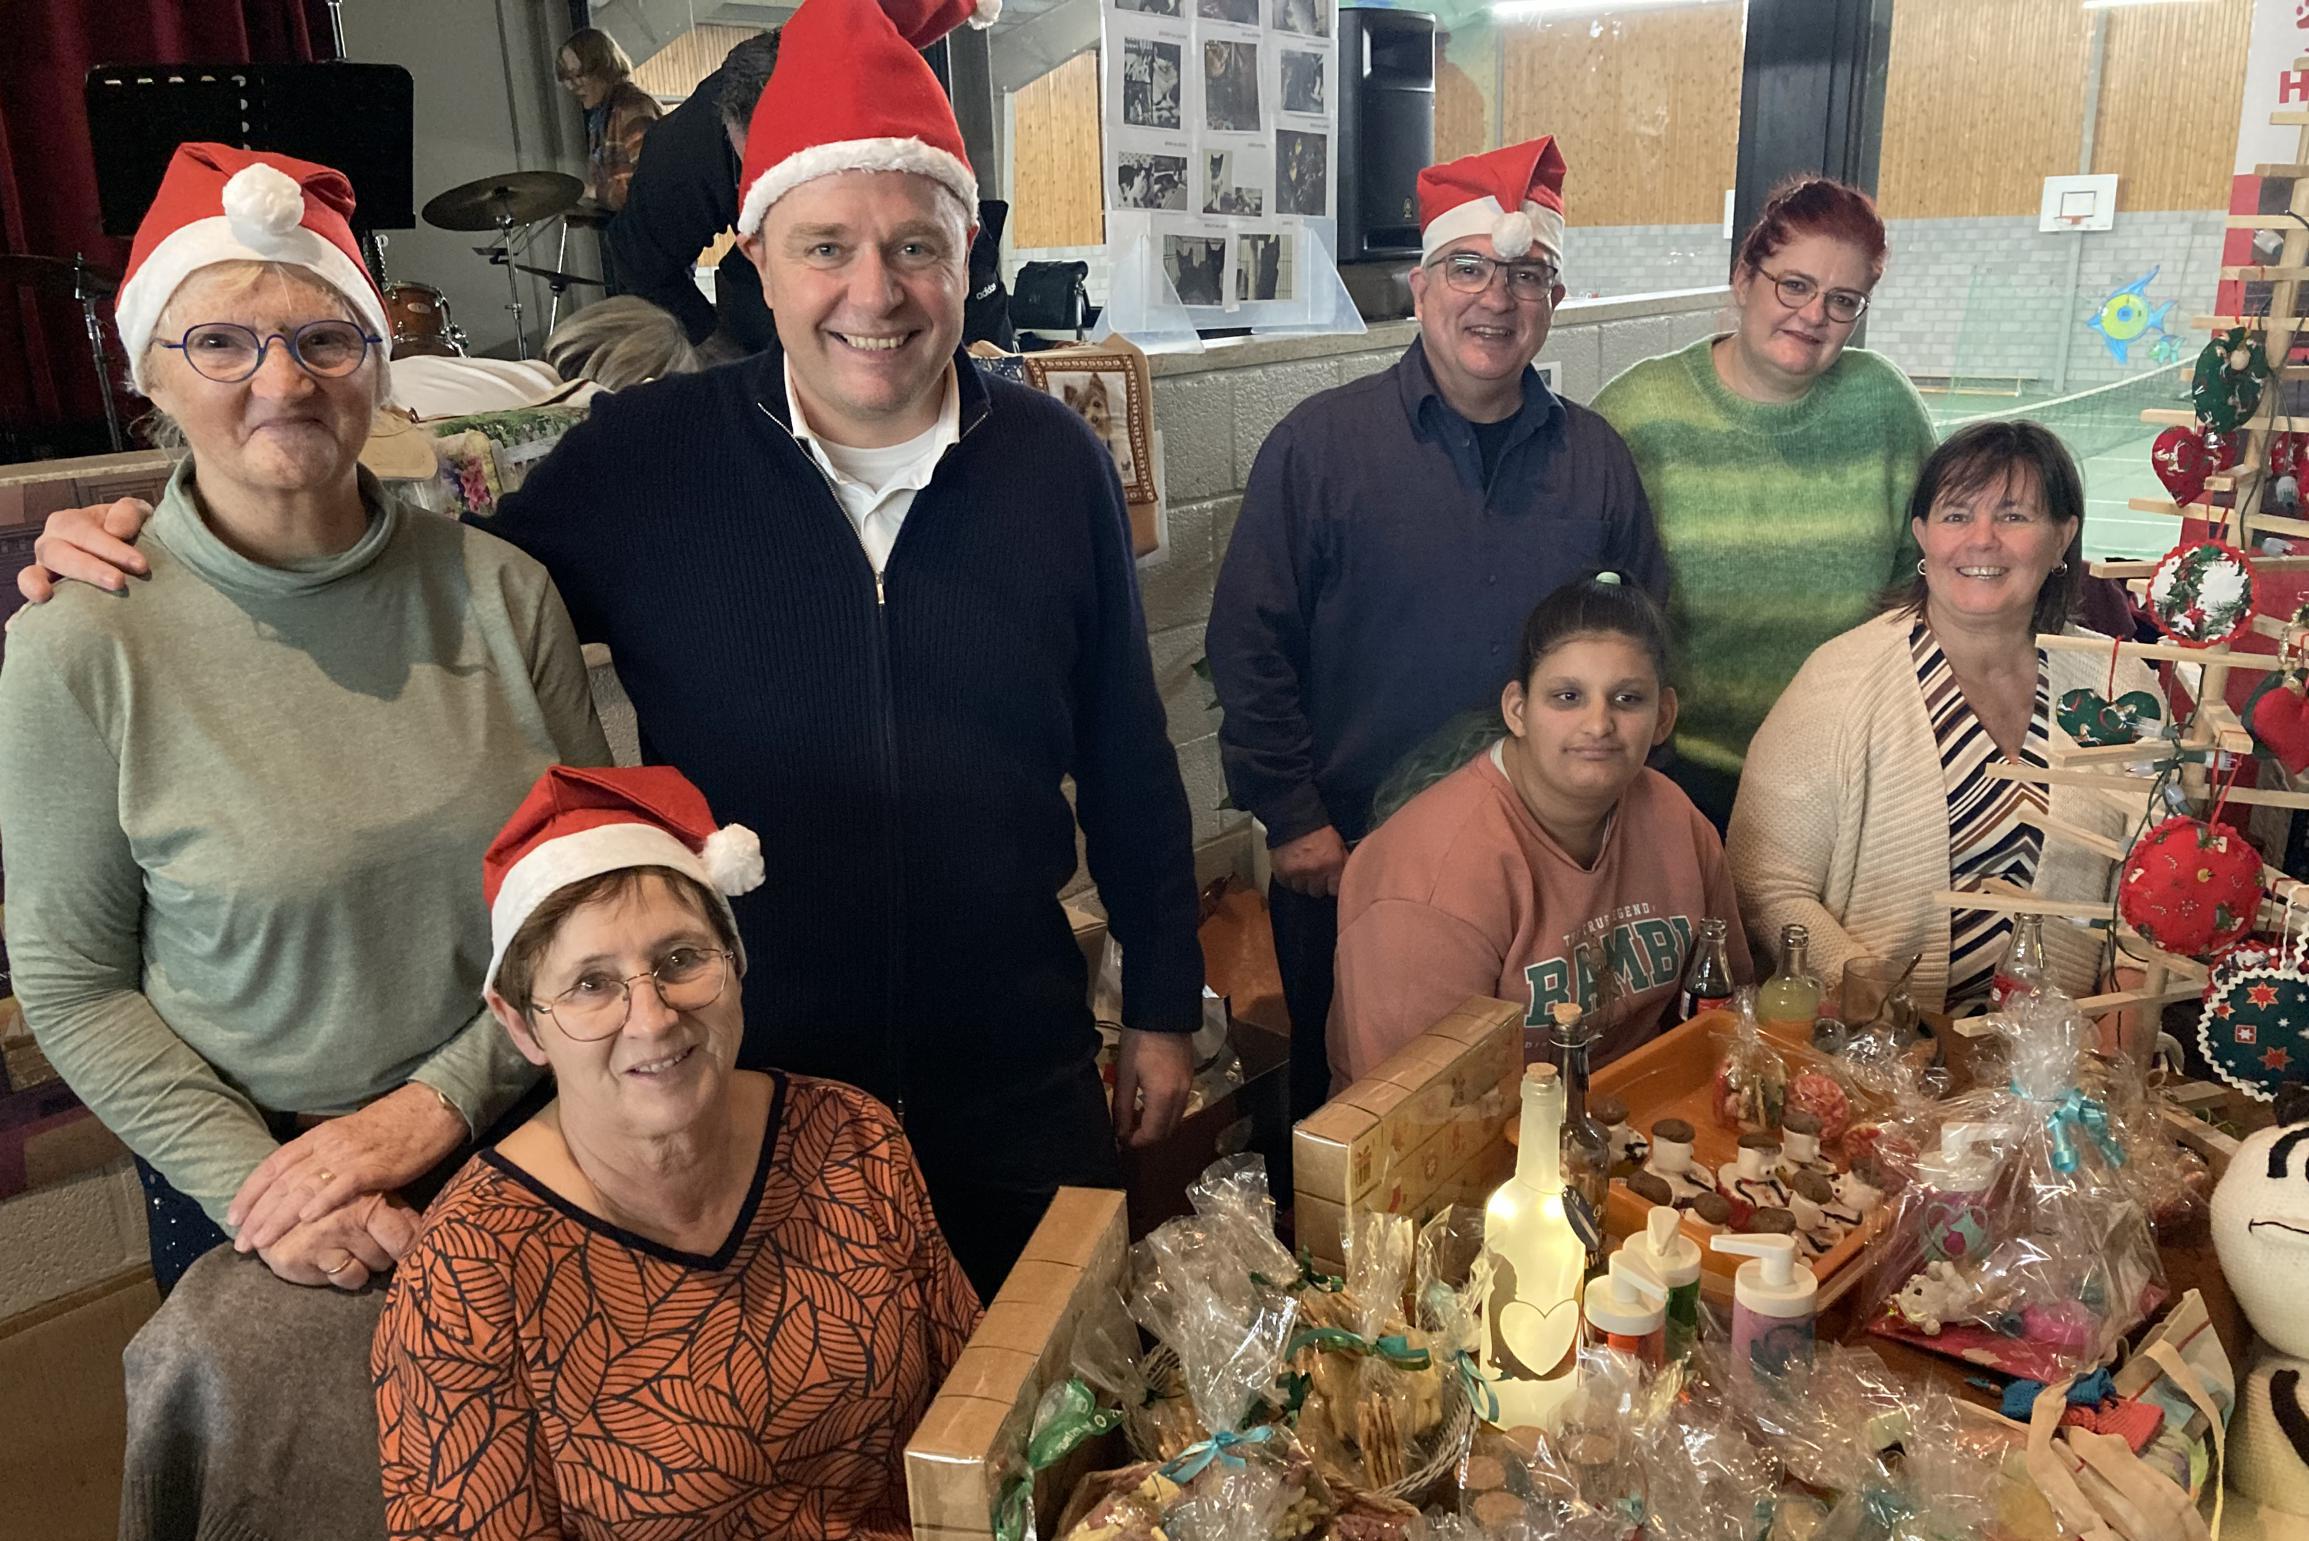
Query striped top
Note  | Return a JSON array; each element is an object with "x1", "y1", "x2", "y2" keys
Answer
[{"x1": 1909, "y1": 617, "x2": 2050, "y2": 1008}]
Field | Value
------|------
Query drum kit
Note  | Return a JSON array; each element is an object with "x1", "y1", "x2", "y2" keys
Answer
[{"x1": 1, "y1": 166, "x2": 603, "y2": 449}]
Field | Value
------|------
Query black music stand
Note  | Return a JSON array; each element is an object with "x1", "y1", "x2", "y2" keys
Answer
[{"x1": 84, "y1": 63, "x2": 417, "y2": 237}]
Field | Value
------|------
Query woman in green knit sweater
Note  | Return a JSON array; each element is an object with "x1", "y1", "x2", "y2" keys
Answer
[{"x1": 1594, "y1": 177, "x2": 1937, "y2": 829}]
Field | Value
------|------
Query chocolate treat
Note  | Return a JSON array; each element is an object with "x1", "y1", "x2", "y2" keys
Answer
[
  {"x1": 1737, "y1": 1131, "x2": 1780, "y2": 1152},
  {"x1": 1691, "y1": 1193, "x2": 1732, "y2": 1227},
  {"x1": 1626, "y1": 1171, "x2": 1674, "y2": 1206},
  {"x1": 1459, "y1": 1453, "x2": 1507, "y2": 1493},
  {"x1": 1472, "y1": 1490, "x2": 1529, "y2": 1531},
  {"x1": 1591, "y1": 1094, "x2": 1628, "y2": 1126},
  {"x1": 1746, "y1": 1206, "x2": 1795, "y2": 1234},
  {"x1": 1791, "y1": 1170, "x2": 1836, "y2": 1205},
  {"x1": 1652, "y1": 1117, "x2": 1695, "y2": 1144},
  {"x1": 1781, "y1": 1107, "x2": 1823, "y2": 1137}
]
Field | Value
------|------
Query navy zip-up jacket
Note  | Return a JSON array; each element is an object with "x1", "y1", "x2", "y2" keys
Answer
[
  {"x1": 1207, "y1": 338, "x2": 1667, "y2": 849},
  {"x1": 485, "y1": 347, "x2": 1203, "y2": 1115}
]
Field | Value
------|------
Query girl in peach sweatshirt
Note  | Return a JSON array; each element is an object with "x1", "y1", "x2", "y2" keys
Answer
[{"x1": 1328, "y1": 576, "x2": 1746, "y2": 1088}]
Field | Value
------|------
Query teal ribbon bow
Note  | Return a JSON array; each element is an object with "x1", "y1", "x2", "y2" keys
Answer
[
  {"x1": 1282, "y1": 1325, "x2": 1432, "y2": 1370},
  {"x1": 1251, "y1": 1247, "x2": 1344, "y2": 1295},
  {"x1": 1158, "y1": 1423, "x2": 1277, "y2": 1482},
  {"x1": 990, "y1": 1378, "x2": 1125, "y2": 1541},
  {"x1": 2016, "y1": 1082, "x2": 2125, "y2": 1174},
  {"x1": 1450, "y1": 1348, "x2": 1500, "y2": 1423}
]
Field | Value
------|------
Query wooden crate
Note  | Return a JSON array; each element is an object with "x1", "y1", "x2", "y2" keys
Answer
[
  {"x1": 906, "y1": 1188, "x2": 1131, "y2": 1541},
  {"x1": 1291, "y1": 996, "x2": 1522, "y2": 1276}
]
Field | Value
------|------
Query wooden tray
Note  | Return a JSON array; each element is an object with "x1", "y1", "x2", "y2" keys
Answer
[{"x1": 1591, "y1": 1011, "x2": 1888, "y2": 1306}]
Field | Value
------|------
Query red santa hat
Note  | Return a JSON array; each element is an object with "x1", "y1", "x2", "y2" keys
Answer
[
  {"x1": 482, "y1": 764, "x2": 766, "y2": 996},
  {"x1": 1416, "y1": 136, "x2": 1568, "y2": 268},
  {"x1": 114, "y1": 143, "x2": 391, "y2": 396},
  {"x1": 733, "y1": 0, "x2": 994, "y2": 238}
]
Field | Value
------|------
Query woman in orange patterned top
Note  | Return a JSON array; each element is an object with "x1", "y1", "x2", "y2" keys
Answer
[{"x1": 373, "y1": 764, "x2": 980, "y2": 1537}]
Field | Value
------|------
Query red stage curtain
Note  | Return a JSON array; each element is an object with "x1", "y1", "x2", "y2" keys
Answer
[{"x1": 0, "y1": 0, "x2": 333, "y2": 448}]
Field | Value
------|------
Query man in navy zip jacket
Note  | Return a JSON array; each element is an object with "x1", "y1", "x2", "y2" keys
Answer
[{"x1": 15, "y1": 0, "x2": 1201, "y2": 1298}]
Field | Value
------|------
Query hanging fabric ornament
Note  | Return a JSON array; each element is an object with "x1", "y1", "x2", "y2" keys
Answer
[
  {"x1": 2121, "y1": 803, "x2": 2263, "y2": 960},
  {"x1": 2192, "y1": 327, "x2": 2271, "y2": 433},
  {"x1": 2198, "y1": 893, "x2": 2309, "y2": 1100},
  {"x1": 2244, "y1": 670, "x2": 2309, "y2": 776},
  {"x1": 2146, "y1": 539, "x2": 2257, "y2": 648},
  {"x1": 2055, "y1": 639, "x2": 2163, "y2": 746}
]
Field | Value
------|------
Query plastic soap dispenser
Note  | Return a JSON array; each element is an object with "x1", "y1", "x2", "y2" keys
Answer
[
  {"x1": 1629, "y1": 1205, "x2": 1704, "y2": 1363},
  {"x1": 1710, "y1": 1232, "x2": 1819, "y2": 1383},
  {"x1": 1583, "y1": 1249, "x2": 1669, "y2": 1369},
  {"x1": 1911, "y1": 1122, "x2": 1997, "y2": 1265}
]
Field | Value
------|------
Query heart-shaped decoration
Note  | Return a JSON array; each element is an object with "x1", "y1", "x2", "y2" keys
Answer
[
  {"x1": 2153, "y1": 426, "x2": 2212, "y2": 505},
  {"x1": 2247, "y1": 673, "x2": 2309, "y2": 775},
  {"x1": 2057, "y1": 686, "x2": 2164, "y2": 746},
  {"x1": 1494, "y1": 1294, "x2": 1580, "y2": 1383}
]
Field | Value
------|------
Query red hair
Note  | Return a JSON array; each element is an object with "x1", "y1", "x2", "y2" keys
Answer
[{"x1": 1733, "y1": 175, "x2": 1887, "y2": 285}]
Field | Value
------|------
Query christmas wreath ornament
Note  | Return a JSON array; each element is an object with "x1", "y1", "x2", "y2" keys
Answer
[
  {"x1": 2192, "y1": 326, "x2": 2272, "y2": 433},
  {"x1": 2121, "y1": 811, "x2": 2264, "y2": 960},
  {"x1": 2145, "y1": 539, "x2": 2258, "y2": 648},
  {"x1": 2198, "y1": 892, "x2": 2309, "y2": 1100}
]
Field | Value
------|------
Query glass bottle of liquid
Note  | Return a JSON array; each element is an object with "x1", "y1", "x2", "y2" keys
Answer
[
  {"x1": 1990, "y1": 914, "x2": 2047, "y2": 1010},
  {"x1": 1483, "y1": 1063, "x2": 1585, "y2": 1430},
  {"x1": 1677, "y1": 918, "x2": 1737, "y2": 1024},
  {"x1": 1552, "y1": 1002, "x2": 1610, "y2": 1266},
  {"x1": 1756, "y1": 923, "x2": 1822, "y2": 1034}
]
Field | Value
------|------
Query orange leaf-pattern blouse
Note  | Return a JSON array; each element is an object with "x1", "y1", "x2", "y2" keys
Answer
[{"x1": 373, "y1": 1073, "x2": 981, "y2": 1539}]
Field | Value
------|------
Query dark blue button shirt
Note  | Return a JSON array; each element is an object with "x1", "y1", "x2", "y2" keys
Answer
[{"x1": 1207, "y1": 336, "x2": 1667, "y2": 847}]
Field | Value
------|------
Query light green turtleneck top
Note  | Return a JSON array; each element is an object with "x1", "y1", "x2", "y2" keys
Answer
[{"x1": 0, "y1": 461, "x2": 609, "y2": 1229}]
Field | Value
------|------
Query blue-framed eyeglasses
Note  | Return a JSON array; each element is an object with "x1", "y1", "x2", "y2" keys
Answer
[{"x1": 159, "y1": 320, "x2": 383, "y2": 384}]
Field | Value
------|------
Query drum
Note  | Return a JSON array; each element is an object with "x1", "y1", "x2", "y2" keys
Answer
[{"x1": 383, "y1": 281, "x2": 464, "y2": 359}]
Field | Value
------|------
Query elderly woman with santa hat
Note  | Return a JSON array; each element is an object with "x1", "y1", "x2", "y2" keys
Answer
[
  {"x1": 0, "y1": 142, "x2": 609, "y2": 1297},
  {"x1": 373, "y1": 762, "x2": 979, "y2": 1539}
]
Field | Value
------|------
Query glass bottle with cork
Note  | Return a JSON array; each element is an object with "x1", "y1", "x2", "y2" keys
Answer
[
  {"x1": 1482, "y1": 1062, "x2": 1585, "y2": 1430},
  {"x1": 1677, "y1": 917, "x2": 1737, "y2": 1024},
  {"x1": 1990, "y1": 914, "x2": 2047, "y2": 1010},
  {"x1": 1757, "y1": 922, "x2": 1822, "y2": 1036},
  {"x1": 1551, "y1": 1000, "x2": 1610, "y2": 1268}
]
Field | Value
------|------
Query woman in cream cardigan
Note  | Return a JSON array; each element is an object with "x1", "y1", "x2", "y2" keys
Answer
[{"x1": 1728, "y1": 420, "x2": 2153, "y2": 1015}]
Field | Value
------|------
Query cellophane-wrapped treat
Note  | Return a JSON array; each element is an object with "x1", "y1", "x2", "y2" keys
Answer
[
  {"x1": 1858, "y1": 989, "x2": 2164, "y2": 1381},
  {"x1": 1713, "y1": 987, "x2": 1789, "y2": 1134},
  {"x1": 1290, "y1": 1211, "x2": 1444, "y2": 1494}
]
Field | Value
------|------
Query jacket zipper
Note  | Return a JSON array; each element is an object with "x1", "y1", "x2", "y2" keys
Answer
[{"x1": 756, "y1": 392, "x2": 989, "y2": 1124}]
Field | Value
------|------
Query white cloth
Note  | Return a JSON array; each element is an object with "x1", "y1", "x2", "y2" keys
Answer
[
  {"x1": 785, "y1": 358, "x2": 960, "y2": 573},
  {"x1": 1726, "y1": 611, "x2": 2155, "y2": 1012},
  {"x1": 387, "y1": 355, "x2": 595, "y2": 418}
]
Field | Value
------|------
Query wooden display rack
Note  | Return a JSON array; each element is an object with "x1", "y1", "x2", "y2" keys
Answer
[{"x1": 1937, "y1": 83, "x2": 2309, "y2": 1021}]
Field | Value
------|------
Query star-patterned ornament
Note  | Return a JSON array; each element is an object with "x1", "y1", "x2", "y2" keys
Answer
[{"x1": 2200, "y1": 935, "x2": 2309, "y2": 1101}]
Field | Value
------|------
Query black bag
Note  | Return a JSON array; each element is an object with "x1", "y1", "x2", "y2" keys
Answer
[
  {"x1": 1010, "y1": 259, "x2": 1090, "y2": 336},
  {"x1": 964, "y1": 200, "x2": 1016, "y2": 351}
]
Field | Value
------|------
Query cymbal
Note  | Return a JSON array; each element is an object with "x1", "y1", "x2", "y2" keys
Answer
[
  {"x1": 563, "y1": 200, "x2": 614, "y2": 229},
  {"x1": 422, "y1": 171, "x2": 583, "y2": 232},
  {"x1": 0, "y1": 252, "x2": 119, "y2": 296},
  {"x1": 512, "y1": 263, "x2": 604, "y2": 289}
]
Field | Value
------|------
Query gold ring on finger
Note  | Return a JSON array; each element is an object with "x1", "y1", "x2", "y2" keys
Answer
[{"x1": 321, "y1": 1254, "x2": 357, "y2": 1277}]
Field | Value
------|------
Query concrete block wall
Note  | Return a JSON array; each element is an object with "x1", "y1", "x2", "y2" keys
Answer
[
  {"x1": 1865, "y1": 210, "x2": 2229, "y2": 391},
  {"x1": 1564, "y1": 223, "x2": 1732, "y2": 300}
]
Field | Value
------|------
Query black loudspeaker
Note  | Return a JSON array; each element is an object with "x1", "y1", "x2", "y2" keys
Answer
[{"x1": 1338, "y1": 7, "x2": 1434, "y2": 262}]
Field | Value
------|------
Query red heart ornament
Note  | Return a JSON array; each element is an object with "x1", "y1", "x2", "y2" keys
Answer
[
  {"x1": 2249, "y1": 677, "x2": 2309, "y2": 775},
  {"x1": 2155, "y1": 426, "x2": 2211, "y2": 505}
]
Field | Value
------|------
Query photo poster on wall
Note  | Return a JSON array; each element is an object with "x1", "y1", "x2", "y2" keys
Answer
[{"x1": 1102, "y1": 0, "x2": 1336, "y2": 324}]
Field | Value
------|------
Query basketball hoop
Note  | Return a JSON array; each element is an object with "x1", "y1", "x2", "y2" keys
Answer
[{"x1": 2057, "y1": 212, "x2": 2090, "y2": 231}]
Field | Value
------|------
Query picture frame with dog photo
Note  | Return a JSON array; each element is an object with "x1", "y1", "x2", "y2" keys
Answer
[{"x1": 1018, "y1": 348, "x2": 1161, "y2": 512}]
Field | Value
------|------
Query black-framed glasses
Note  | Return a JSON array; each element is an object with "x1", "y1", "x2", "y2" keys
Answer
[
  {"x1": 159, "y1": 320, "x2": 382, "y2": 384},
  {"x1": 1755, "y1": 267, "x2": 1870, "y2": 324},
  {"x1": 529, "y1": 946, "x2": 734, "y2": 1042},
  {"x1": 1430, "y1": 251, "x2": 1558, "y2": 304}
]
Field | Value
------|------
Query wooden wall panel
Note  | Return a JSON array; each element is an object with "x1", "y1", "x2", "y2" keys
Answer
[
  {"x1": 1435, "y1": 28, "x2": 1493, "y2": 166},
  {"x1": 2092, "y1": 0, "x2": 2254, "y2": 215},
  {"x1": 630, "y1": 24, "x2": 757, "y2": 102},
  {"x1": 1879, "y1": 0, "x2": 2250, "y2": 219},
  {"x1": 1009, "y1": 50, "x2": 1107, "y2": 250}
]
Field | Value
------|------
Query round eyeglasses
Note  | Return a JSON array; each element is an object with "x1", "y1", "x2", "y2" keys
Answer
[
  {"x1": 1429, "y1": 251, "x2": 1558, "y2": 304},
  {"x1": 528, "y1": 946, "x2": 735, "y2": 1042},
  {"x1": 1754, "y1": 267, "x2": 1870, "y2": 324},
  {"x1": 160, "y1": 320, "x2": 383, "y2": 384}
]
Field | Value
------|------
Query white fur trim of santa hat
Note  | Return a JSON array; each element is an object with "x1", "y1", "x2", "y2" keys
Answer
[
  {"x1": 1419, "y1": 194, "x2": 1566, "y2": 268},
  {"x1": 736, "y1": 136, "x2": 979, "y2": 238},
  {"x1": 483, "y1": 821, "x2": 763, "y2": 995},
  {"x1": 115, "y1": 164, "x2": 392, "y2": 396}
]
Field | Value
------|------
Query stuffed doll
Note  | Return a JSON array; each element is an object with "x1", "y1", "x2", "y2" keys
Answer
[{"x1": 2212, "y1": 1081, "x2": 2309, "y2": 1515}]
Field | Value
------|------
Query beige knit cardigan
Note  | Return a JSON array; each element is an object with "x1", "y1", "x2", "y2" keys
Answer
[{"x1": 1726, "y1": 610, "x2": 2157, "y2": 1011}]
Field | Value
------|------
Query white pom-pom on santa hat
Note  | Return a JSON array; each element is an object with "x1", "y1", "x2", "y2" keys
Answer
[
  {"x1": 700, "y1": 824, "x2": 766, "y2": 897},
  {"x1": 971, "y1": 0, "x2": 1001, "y2": 25},
  {"x1": 1490, "y1": 208, "x2": 1536, "y2": 262},
  {"x1": 221, "y1": 162, "x2": 308, "y2": 251}
]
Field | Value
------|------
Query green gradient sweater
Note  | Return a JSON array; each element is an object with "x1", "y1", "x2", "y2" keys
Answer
[{"x1": 1594, "y1": 337, "x2": 1938, "y2": 818}]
